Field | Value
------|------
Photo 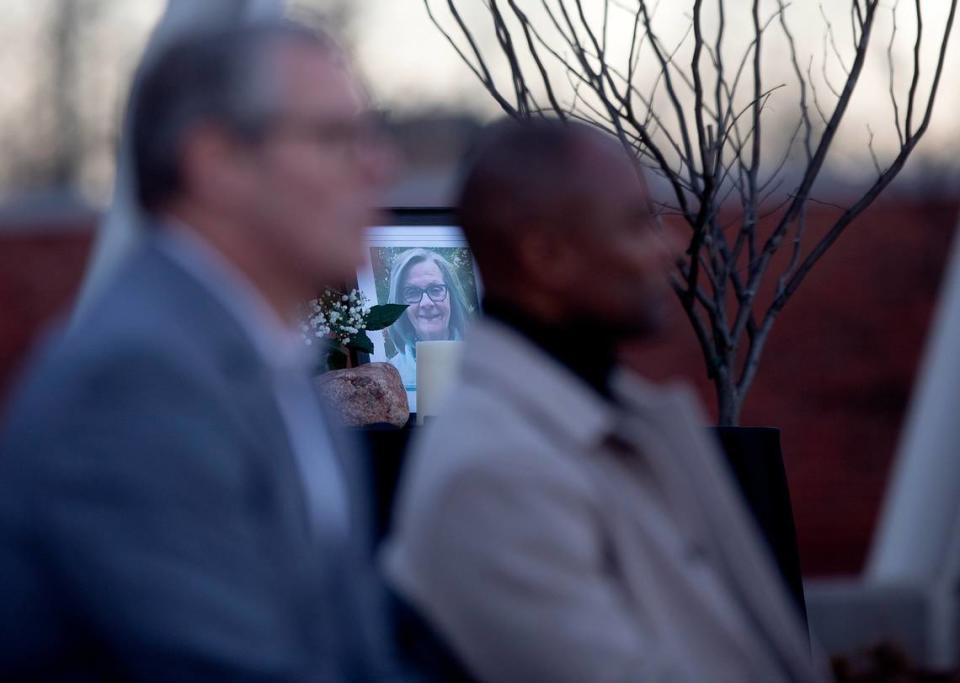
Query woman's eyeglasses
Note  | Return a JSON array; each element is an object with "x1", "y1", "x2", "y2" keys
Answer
[{"x1": 401, "y1": 284, "x2": 448, "y2": 305}]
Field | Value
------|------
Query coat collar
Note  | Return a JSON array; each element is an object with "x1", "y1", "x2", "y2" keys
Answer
[
  {"x1": 461, "y1": 317, "x2": 700, "y2": 448},
  {"x1": 460, "y1": 318, "x2": 619, "y2": 448}
]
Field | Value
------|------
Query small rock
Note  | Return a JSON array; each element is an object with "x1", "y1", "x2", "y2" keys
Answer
[{"x1": 316, "y1": 362, "x2": 409, "y2": 427}]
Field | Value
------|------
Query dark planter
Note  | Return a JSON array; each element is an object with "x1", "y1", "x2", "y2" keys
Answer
[
  {"x1": 358, "y1": 418, "x2": 418, "y2": 550},
  {"x1": 711, "y1": 426, "x2": 807, "y2": 623}
]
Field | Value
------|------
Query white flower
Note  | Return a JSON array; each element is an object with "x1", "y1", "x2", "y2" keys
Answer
[{"x1": 299, "y1": 287, "x2": 375, "y2": 352}]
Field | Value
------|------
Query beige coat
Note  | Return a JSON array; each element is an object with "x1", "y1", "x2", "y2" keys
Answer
[{"x1": 384, "y1": 319, "x2": 831, "y2": 682}]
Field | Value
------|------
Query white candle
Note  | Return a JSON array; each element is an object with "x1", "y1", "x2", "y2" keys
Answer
[{"x1": 415, "y1": 340, "x2": 464, "y2": 425}]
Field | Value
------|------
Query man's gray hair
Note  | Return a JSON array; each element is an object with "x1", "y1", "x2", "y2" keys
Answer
[{"x1": 130, "y1": 19, "x2": 338, "y2": 213}]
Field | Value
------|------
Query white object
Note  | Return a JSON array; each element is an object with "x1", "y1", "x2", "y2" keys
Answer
[
  {"x1": 73, "y1": 0, "x2": 287, "y2": 322},
  {"x1": 806, "y1": 224, "x2": 960, "y2": 668},
  {"x1": 868, "y1": 228, "x2": 960, "y2": 583},
  {"x1": 415, "y1": 340, "x2": 463, "y2": 425}
]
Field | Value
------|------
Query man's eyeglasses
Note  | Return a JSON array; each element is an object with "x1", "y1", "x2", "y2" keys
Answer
[
  {"x1": 260, "y1": 112, "x2": 385, "y2": 153},
  {"x1": 401, "y1": 284, "x2": 448, "y2": 305}
]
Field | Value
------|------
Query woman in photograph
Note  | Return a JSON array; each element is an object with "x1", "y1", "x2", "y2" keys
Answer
[{"x1": 386, "y1": 248, "x2": 472, "y2": 388}]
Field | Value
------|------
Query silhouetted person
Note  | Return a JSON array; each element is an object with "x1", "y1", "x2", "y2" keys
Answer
[
  {"x1": 384, "y1": 119, "x2": 830, "y2": 682},
  {"x1": 0, "y1": 20, "x2": 397, "y2": 681}
]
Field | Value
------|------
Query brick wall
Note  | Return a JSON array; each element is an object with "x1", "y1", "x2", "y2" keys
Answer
[
  {"x1": 623, "y1": 199, "x2": 958, "y2": 575},
  {"x1": 1, "y1": 200, "x2": 956, "y2": 576},
  {"x1": 0, "y1": 222, "x2": 94, "y2": 405}
]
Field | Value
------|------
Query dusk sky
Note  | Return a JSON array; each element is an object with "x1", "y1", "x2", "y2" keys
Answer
[{"x1": 0, "y1": 0, "x2": 958, "y2": 202}]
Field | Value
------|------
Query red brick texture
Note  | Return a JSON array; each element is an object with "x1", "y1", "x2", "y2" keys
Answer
[{"x1": 1, "y1": 200, "x2": 956, "y2": 576}]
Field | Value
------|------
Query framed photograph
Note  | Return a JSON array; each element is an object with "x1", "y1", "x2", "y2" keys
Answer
[{"x1": 356, "y1": 208, "x2": 482, "y2": 412}]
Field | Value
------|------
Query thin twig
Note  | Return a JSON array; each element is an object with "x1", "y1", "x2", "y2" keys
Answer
[
  {"x1": 904, "y1": 0, "x2": 923, "y2": 135},
  {"x1": 820, "y1": 2, "x2": 852, "y2": 74},
  {"x1": 779, "y1": 0, "x2": 814, "y2": 161},
  {"x1": 887, "y1": 1, "x2": 903, "y2": 145}
]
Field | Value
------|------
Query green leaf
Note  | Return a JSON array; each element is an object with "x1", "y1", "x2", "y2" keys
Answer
[
  {"x1": 346, "y1": 332, "x2": 375, "y2": 355},
  {"x1": 365, "y1": 304, "x2": 408, "y2": 331}
]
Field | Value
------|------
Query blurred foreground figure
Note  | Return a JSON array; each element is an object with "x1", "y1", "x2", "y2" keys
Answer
[
  {"x1": 0, "y1": 21, "x2": 394, "y2": 680},
  {"x1": 385, "y1": 119, "x2": 830, "y2": 682}
]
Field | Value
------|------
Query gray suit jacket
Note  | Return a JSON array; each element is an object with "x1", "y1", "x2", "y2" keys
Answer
[
  {"x1": 0, "y1": 240, "x2": 391, "y2": 681},
  {"x1": 385, "y1": 319, "x2": 831, "y2": 682}
]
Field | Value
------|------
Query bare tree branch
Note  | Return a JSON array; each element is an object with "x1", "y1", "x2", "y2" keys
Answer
[
  {"x1": 806, "y1": 57, "x2": 831, "y2": 125},
  {"x1": 638, "y1": 0, "x2": 701, "y2": 193},
  {"x1": 488, "y1": 0, "x2": 534, "y2": 114},
  {"x1": 505, "y1": 0, "x2": 567, "y2": 119},
  {"x1": 428, "y1": 0, "x2": 958, "y2": 424},
  {"x1": 771, "y1": 0, "x2": 957, "y2": 317},
  {"x1": 887, "y1": 1, "x2": 904, "y2": 145},
  {"x1": 904, "y1": 0, "x2": 923, "y2": 135},
  {"x1": 424, "y1": 0, "x2": 519, "y2": 115},
  {"x1": 779, "y1": 0, "x2": 814, "y2": 162},
  {"x1": 821, "y1": 2, "x2": 852, "y2": 74},
  {"x1": 820, "y1": 33, "x2": 844, "y2": 98},
  {"x1": 866, "y1": 123, "x2": 882, "y2": 176}
]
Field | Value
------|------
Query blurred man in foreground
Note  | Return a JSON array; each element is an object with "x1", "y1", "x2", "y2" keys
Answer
[
  {"x1": 0, "y1": 20, "x2": 394, "y2": 680},
  {"x1": 385, "y1": 119, "x2": 829, "y2": 682}
]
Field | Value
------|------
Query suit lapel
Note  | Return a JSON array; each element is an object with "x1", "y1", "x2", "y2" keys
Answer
[
  {"x1": 226, "y1": 361, "x2": 315, "y2": 538},
  {"x1": 460, "y1": 320, "x2": 615, "y2": 446},
  {"x1": 142, "y1": 243, "x2": 314, "y2": 537}
]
